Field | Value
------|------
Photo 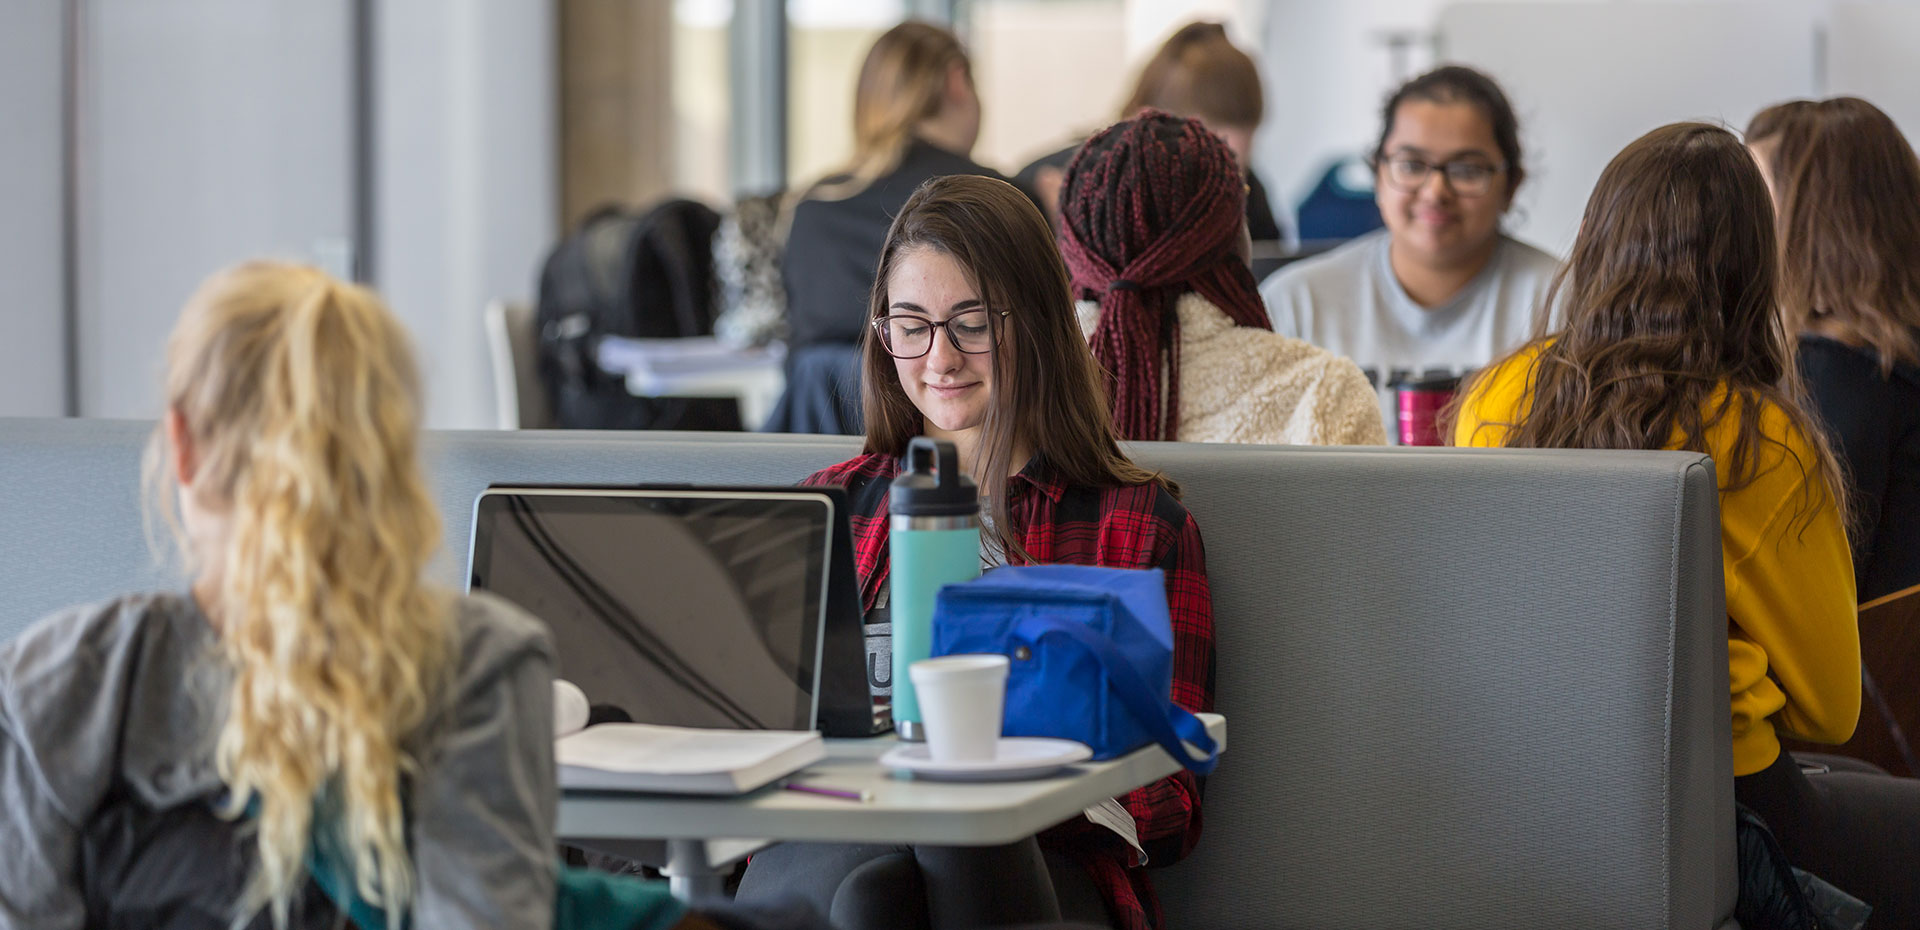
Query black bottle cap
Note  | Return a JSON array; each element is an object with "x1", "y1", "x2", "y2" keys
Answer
[
  {"x1": 1387, "y1": 369, "x2": 1462, "y2": 392},
  {"x1": 890, "y1": 437, "x2": 979, "y2": 517}
]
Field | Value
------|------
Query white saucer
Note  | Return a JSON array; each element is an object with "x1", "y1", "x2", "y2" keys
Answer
[{"x1": 879, "y1": 737, "x2": 1093, "y2": 782}]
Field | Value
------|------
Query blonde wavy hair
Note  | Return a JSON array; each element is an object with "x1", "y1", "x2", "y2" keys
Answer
[
  {"x1": 144, "y1": 261, "x2": 453, "y2": 926},
  {"x1": 809, "y1": 21, "x2": 971, "y2": 201}
]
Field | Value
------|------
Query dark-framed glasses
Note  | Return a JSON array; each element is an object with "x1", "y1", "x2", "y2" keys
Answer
[
  {"x1": 871, "y1": 308, "x2": 1008, "y2": 359},
  {"x1": 1381, "y1": 156, "x2": 1506, "y2": 197}
]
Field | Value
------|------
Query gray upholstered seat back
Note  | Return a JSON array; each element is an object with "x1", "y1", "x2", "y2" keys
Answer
[
  {"x1": 0, "y1": 422, "x2": 862, "y2": 631},
  {"x1": 0, "y1": 420, "x2": 1736, "y2": 928},
  {"x1": 1, "y1": 419, "x2": 179, "y2": 634},
  {"x1": 421, "y1": 429, "x2": 862, "y2": 587},
  {"x1": 1134, "y1": 443, "x2": 1735, "y2": 930}
]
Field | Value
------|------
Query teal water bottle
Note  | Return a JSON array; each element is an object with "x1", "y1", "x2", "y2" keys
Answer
[{"x1": 889, "y1": 437, "x2": 981, "y2": 741}]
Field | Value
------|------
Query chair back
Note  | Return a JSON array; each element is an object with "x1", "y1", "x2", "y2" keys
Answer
[
  {"x1": 484, "y1": 300, "x2": 552, "y2": 429},
  {"x1": 1146, "y1": 443, "x2": 1735, "y2": 930}
]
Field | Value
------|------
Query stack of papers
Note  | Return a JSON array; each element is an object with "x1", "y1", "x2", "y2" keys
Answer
[{"x1": 557, "y1": 723, "x2": 825, "y2": 795}]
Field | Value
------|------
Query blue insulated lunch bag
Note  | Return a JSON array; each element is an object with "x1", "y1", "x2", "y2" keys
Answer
[{"x1": 930, "y1": 565, "x2": 1218, "y2": 774}]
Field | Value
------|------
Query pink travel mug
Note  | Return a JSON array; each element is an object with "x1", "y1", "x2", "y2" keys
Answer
[{"x1": 1391, "y1": 373, "x2": 1462, "y2": 446}]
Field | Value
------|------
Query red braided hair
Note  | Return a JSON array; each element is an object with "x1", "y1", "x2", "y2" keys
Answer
[{"x1": 1057, "y1": 111, "x2": 1271, "y2": 441}]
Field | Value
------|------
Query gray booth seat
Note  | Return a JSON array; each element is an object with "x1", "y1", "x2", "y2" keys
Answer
[{"x1": 0, "y1": 418, "x2": 1735, "y2": 929}]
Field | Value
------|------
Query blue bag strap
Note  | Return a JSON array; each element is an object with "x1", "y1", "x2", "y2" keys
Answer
[{"x1": 1009, "y1": 616, "x2": 1218, "y2": 775}]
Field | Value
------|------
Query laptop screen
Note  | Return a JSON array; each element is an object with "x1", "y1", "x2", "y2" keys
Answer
[{"x1": 467, "y1": 487, "x2": 832, "y2": 731}]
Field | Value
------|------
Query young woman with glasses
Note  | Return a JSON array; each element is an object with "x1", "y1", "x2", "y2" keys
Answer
[
  {"x1": 736, "y1": 174, "x2": 1214, "y2": 930},
  {"x1": 1260, "y1": 65, "x2": 1560, "y2": 383}
]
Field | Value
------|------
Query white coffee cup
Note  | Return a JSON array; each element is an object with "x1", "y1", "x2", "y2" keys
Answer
[
  {"x1": 554, "y1": 679, "x2": 591, "y2": 737},
  {"x1": 908, "y1": 654, "x2": 1010, "y2": 763}
]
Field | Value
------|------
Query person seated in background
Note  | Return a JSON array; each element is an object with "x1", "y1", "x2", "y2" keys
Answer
[
  {"x1": 0, "y1": 262, "x2": 584, "y2": 928},
  {"x1": 1014, "y1": 21, "x2": 1283, "y2": 243},
  {"x1": 771, "y1": 21, "x2": 1013, "y2": 435},
  {"x1": 1746, "y1": 97, "x2": 1920, "y2": 603},
  {"x1": 1453, "y1": 122, "x2": 1920, "y2": 926},
  {"x1": 1261, "y1": 65, "x2": 1559, "y2": 383},
  {"x1": 1057, "y1": 111, "x2": 1383, "y2": 445},
  {"x1": 737, "y1": 175, "x2": 1212, "y2": 930}
]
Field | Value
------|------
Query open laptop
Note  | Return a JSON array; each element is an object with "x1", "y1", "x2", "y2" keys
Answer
[{"x1": 467, "y1": 485, "x2": 882, "y2": 735}]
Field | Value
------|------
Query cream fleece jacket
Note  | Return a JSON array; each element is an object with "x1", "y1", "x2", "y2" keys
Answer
[{"x1": 1077, "y1": 293, "x2": 1387, "y2": 446}]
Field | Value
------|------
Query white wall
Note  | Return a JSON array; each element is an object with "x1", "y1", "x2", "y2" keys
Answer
[
  {"x1": 1123, "y1": 0, "x2": 1262, "y2": 55},
  {"x1": 0, "y1": 2, "x2": 72, "y2": 417},
  {"x1": 76, "y1": 0, "x2": 356, "y2": 420},
  {"x1": 375, "y1": 0, "x2": 558, "y2": 430},
  {"x1": 1441, "y1": 2, "x2": 1819, "y2": 256},
  {"x1": 972, "y1": 1, "x2": 1128, "y2": 170},
  {"x1": 1828, "y1": 3, "x2": 1920, "y2": 141},
  {"x1": 14, "y1": 1, "x2": 556, "y2": 428},
  {"x1": 1254, "y1": 0, "x2": 1450, "y2": 240}
]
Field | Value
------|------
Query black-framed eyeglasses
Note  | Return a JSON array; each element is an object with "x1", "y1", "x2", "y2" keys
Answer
[
  {"x1": 1380, "y1": 156, "x2": 1506, "y2": 197},
  {"x1": 871, "y1": 308, "x2": 1009, "y2": 359}
]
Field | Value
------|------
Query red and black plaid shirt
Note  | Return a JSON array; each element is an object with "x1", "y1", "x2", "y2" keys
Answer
[{"x1": 805, "y1": 452, "x2": 1215, "y2": 930}]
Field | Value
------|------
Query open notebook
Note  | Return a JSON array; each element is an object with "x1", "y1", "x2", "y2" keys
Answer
[{"x1": 556, "y1": 723, "x2": 825, "y2": 795}]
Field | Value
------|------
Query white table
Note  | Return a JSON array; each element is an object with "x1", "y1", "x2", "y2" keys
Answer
[
  {"x1": 558, "y1": 713, "x2": 1226, "y2": 901},
  {"x1": 595, "y1": 336, "x2": 786, "y2": 430}
]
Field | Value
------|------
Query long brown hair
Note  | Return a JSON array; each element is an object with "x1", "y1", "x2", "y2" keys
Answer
[
  {"x1": 813, "y1": 21, "x2": 972, "y2": 201},
  {"x1": 1058, "y1": 111, "x2": 1269, "y2": 441},
  {"x1": 1120, "y1": 22, "x2": 1263, "y2": 129},
  {"x1": 1456, "y1": 122, "x2": 1847, "y2": 527},
  {"x1": 1748, "y1": 96, "x2": 1920, "y2": 373},
  {"x1": 861, "y1": 174, "x2": 1167, "y2": 560}
]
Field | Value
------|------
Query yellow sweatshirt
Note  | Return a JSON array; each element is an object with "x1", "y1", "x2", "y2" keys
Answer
[{"x1": 1456, "y1": 346, "x2": 1860, "y2": 776}]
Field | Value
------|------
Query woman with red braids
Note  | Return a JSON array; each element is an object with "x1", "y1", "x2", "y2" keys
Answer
[{"x1": 1059, "y1": 111, "x2": 1384, "y2": 445}]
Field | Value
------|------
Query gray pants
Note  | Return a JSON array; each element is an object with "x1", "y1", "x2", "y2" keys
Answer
[{"x1": 735, "y1": 839, "x2": 1113, "y2": 930}]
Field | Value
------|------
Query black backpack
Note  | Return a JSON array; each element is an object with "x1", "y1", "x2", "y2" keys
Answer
[{"x1": 535, "y1": 198, "x2": 741, "y2": 430}]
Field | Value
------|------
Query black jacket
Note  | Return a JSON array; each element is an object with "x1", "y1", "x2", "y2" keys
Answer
[
  {"x1": 1799, "y1": 333, "x2": 1920, "y2": 601},
  {"x1": 784, "y1": 139, "x2": 1013, "y2": 349}
]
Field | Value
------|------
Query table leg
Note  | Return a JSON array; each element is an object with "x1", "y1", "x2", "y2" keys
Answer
[{"x1": 663, "y1": 838, "x2": 727, "y2": 903}]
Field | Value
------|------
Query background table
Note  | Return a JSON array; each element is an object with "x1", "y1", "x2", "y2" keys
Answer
[
  {"x1": 595, "y1": 335, "x2": 785, "y2": 430},
  {"x1": 559, "y1": 713, "x2": 1226, "y2": 900}
]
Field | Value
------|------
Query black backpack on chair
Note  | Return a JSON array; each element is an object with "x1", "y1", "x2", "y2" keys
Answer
[{"x1": 534, "y1": 198, "x2": 742, "y2": 430}]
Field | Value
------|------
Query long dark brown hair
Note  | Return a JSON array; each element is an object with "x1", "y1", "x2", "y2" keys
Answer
[
  {"x1": 1455, "y1": 122, "x2": 1847, "y2": 527},
  {"x1": 861, "y1": 174, "x2": 1168, "y2": 561},
  {"x1": 1058, "y1": 111, "x2": 1270, "y2": 441},
  {"x1": 1748, "y1": 97, "x2": 1920, "y2": 373}
]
